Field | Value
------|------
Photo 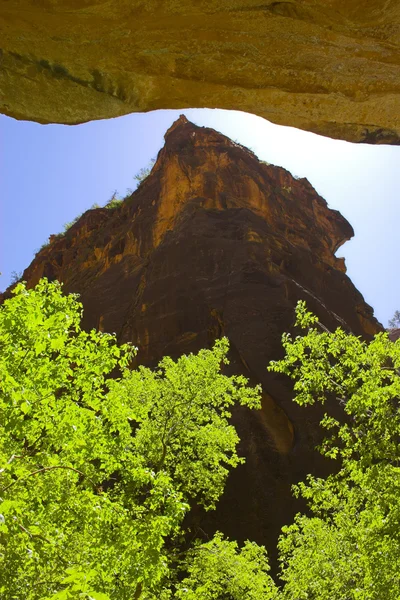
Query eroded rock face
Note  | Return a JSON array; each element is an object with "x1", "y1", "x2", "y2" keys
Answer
[
  {"x1": 8, "y1": 116, "x2": 382, "y2": 558},
  {"x1": 2, "y1": 1, "x2": 400, "y2": 142}
]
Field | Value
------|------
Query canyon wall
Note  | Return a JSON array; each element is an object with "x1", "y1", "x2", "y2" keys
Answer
[
  {"x1": 1, "y1": 1, "x2": 400, "y2": 142},
  {"x1": 7, "y1": 116, "x2": 382, "y2": 557}
]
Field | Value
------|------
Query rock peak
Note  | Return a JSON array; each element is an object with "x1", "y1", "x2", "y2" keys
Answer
[{"x1": 164, "y1": 114, "x2": 190, "y2": 138}]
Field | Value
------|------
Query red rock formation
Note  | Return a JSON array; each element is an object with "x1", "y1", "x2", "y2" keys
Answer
[
  {"x1": 389, "y1": 328, "x2": 400, "y2": 342},
  {"x1": 8, "y1": 116, "x2": 382, "y2": 559}
]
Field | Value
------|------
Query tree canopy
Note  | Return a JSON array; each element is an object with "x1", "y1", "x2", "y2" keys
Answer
[
  {"x1": 0, "y1": 279, "x2": 277, "y2": 599},
  {"x1": 1, "y1": 282, "x2": 399, "y2": 599},
  {"x1": 269, "y1": 301, "x2": 400, "y2": 599}
]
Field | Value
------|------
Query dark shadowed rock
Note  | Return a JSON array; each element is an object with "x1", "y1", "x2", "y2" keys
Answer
[
  {"x1": 4, "y1": 116, "x2": 382, "y2": 561},
  {"x1": 389, "y1": 328, "x2": 400, "y2": 341}
]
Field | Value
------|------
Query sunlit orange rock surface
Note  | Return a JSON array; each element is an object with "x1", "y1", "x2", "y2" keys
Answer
[
  {"x1": 8, "y1": 116, "x2": 382, "y2": 559},
  {"x1": 2, "y1": 1, "x2": 400, "y2": 142}
]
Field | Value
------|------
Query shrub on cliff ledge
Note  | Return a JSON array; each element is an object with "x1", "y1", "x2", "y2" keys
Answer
[
  {"x1": 388, "y1": 309, "x2": 400, "y2": 329},
  {"x1": 134, "y1": 157, "x2": 156, "y2": 188}
]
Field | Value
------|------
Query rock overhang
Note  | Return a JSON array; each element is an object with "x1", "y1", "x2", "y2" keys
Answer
[{"x1": 1, "y1": 0, "x2": 400, "y2": 143}]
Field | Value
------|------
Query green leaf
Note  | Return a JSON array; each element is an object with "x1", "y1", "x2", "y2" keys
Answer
[{"x1": 0, "y1": 278, "x2": 263, "y2": 600}]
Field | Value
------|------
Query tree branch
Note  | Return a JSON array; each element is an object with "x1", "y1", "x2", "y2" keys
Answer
[{"x1": 1, "y1": 465, "x2": 97, "y2": 493}]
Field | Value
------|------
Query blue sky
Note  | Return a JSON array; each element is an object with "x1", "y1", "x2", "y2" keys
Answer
[{"x1": 1, "y1": 108, "x2": 398, "y2": 326}]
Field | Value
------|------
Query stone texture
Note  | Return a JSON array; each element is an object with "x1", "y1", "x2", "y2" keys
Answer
[
  {"x1": 389, "y1": 328, "x2": 400, "y2": 341},
  {"x1": 1, "y1": 1, "x2": 400, "y2": 142},
  {"x1": 4, "y1": 116, "x2": 382, "y2": 560}
]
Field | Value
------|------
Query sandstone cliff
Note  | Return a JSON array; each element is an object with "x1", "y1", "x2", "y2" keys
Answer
[
  {"x1": 1, "y1": 1, "x2": 400, "y2": 143},
  {"x1": 8, "y1": 116, "x2": 382, "y2": 558}
]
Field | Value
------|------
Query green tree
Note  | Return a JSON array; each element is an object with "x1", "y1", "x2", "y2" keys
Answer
[
  {"x1": 134, "y1": 158, "x2": 156, "y2": 188},
  {"x1": 388, "y1": 309, "x2": 400, "y2": 329},
  {"x1": 174, "y1": 534, "x2": 279, "y2": 600},
  {"x1": 10, "y1": 270, "x2": 22, "y2": 285},
  {"x1": 0, "y1": 279, "x2": 279, "y2": 599},
  {"x1": 63, "y1": 211, "x2": 84, "y2": 233},
  {"x1": 269, "y1": 301, "x2": 400, "y2": 599},
  {"x1": 104, "y1": 190, "x2": 123, "y2": 209}
]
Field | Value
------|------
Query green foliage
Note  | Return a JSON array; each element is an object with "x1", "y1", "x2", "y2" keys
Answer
[
  {"x1": 36, "y1": 159, "x2": 156, "y2": 252},
  {"x1": 104, "y1": 192, "x2": 123, "y2": 210},
  {"x1": 5, "y1": 285, "x2": 397, "y2": 599},
  {"x1": 63, "y1": 212, "x2": 83, "y2": 233},
  {"x1": 388, "y1": 309, "x2": 400, "y2": 329},
  {"x1": 37, "y1": 201, "x2": 108, "y2": 253},
  {"x1": 174, "y1": 533, "x2": 280, "y2": 600},
  {"x1": 10, "y1": 270, "x2": 22, "y2": 285},
  {"x1": 37, "y1": 209, "x2": 87, "y2": 250},
  {"x1": 105, "y1": 198, "x2": 123, "y2": 209},
  {"x1": 109, "y1": 339, "x2": 261, "y2": 512},
  {"x1": 269, "y1": 301, "x2": 400, "y2": 599},
  {"x1": 104, "y1": 187, "x2": 134, "y2": 209},
  {"x1": 0, "y1": 279, "x2": 265, "y2": 600},
  {"x1": 134, "y1": 158, "x2": 156, "y2": 188},
  {"x1": 38, "y1": 240, "x2": 50, "y2": 252},
  {"x1": 123, "y1": 188, "x2": 134, "y2": 199}
]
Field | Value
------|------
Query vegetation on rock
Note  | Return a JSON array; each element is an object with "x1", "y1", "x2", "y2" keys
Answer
[
  {"x1": 388, "y1": 309, "x2": 400, "y2": 329},
  {"x1": 36, "y1": 159, "x2": 156, "y2": 255},
  {"x1": 134, "y1": 158, "x2": 156, "y2": 188},
  {"x1": 104, "y1": 194, "x2": 124, "y2": 210},
  {"x1": 10, "y1": 270, "x2": 23, "y2": 285}
]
